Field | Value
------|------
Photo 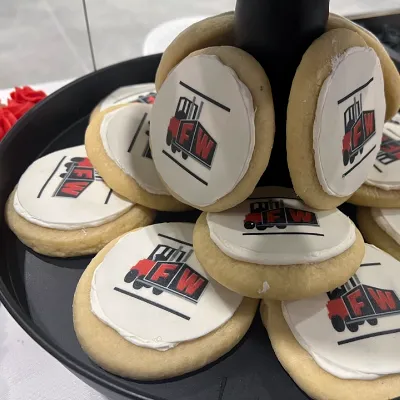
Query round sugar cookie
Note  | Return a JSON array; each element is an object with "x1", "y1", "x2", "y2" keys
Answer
[
  {"x1": 155, "y1": 12, "x2": 234, "y2": 90},
  {"x1": 73, "y1": 223, "x2": 258, "y2": 380},
  {"x1": 90, "y1": 83, "x2": 156, "y2": 122},
  {"x1": 358, "y1": 206, "x2": 400, "y2": 261},
  {"x1": 327, "y1": 13, "x2": 400, "y2": 120},
  {"x1": 287, "y1": 28, "x2": 385, "y2": 210},
  {"x1": 193, "y1": 187, "x2": 365, "y2": 300},
  {"x1": 5, "y1": 145, "x2": 155, "y2": 257},
  {"x1": 86, "y1": 103, "x2": 190, "y2": 211},
  {"x1": 349, "y1": 115, "x2": 400, "y2": 207},
  {"x1": 262, "y1": 244, "x2": 400, "y2": 400},
  {"x1": 151, "y1": 46, "x2": 275, "y2": 212}
]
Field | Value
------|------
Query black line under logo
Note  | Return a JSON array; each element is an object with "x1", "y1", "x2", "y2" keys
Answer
[
  {"x1": 162, "y1": 150, "x2": 208, "y2": 186},
  {"x1": 127, "y1": 112, "x2": 148, "y2": 153},
  {"x1": 338, "y1": 328, "x2": 400, "y2": 345},
  {"x1": 342, "y1": 145, "x2": 377, "y2": 177},
  {"x1": 114, "y1": 287, "x2": 191, "y2": 320},
  {"x1": 242, "y1": 232, "x2": 325, "y2": 237}
]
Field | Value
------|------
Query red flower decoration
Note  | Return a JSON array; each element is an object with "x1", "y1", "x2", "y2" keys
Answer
[
  {"x1": 0, "y1": 108, "x2": 18, "y2": 141},
  {"x1": 6, "y1": 99, "x2": 35, "y2": 119},
  {"x1": 10, "y1": 86, "x2": 46, "y2": 104}
]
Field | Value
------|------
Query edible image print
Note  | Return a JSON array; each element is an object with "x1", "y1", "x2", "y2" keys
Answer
[
  {"x1": 91, "y1": 223, "x2": 242, "y2": 349},
  {"x1": 243, "y1": 199, "x2": 319, "y2": 232},
  {"x1": 341, "y1": 91, "x2": 376, "y2": 172},
  {"x1": 151, "y1": 54, "x2": 255, "y2": 207},
  {"x1": 313, "y1": 47, "x2": 385, "y2": 197},
  {"x1": 366, "y1": 119, "x2": 400, "y2": 189},
  {"x1": 165, "y1": 93, "x2": 219, "y2": 179},
  {"x1": 100, "y1": 104, "x2": 169, "y2": 195},
  {"x1": 326, "y1": 263, "x2": 400, "y2": 337},
  {"x1": 207, "y1": 187, "x2": 355, "y2": 265},
  {"x1": 283, "y1": 245, "x2": 400, "y2": 379},
  {"x1": 47, "y1": 156, "x2": 103, "y2": 199},
  {"x1": 15, "y1": 145, "x2": 132, "y2": 229},
  {"x1": 120, "y1": 236, "x2": 209, "y2": 319},
  {"x1": 99, "y1": 83, "x2": 157, "y2": 112}
]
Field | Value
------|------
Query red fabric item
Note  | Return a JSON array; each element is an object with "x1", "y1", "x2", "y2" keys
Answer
[
  {"x1": 10, "y1": 86, "x2": 46, "y2": 104},
  {"x1": 0, "y1": 108, "x2": 18, "y2": 141}
]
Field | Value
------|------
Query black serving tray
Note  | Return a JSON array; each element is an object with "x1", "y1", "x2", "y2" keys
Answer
[{"x1": 0, "y1": 54, "x2": 312, "y2": 400}]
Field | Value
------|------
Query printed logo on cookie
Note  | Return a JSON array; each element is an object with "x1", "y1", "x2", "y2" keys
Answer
[
  {"x1": 282, "y1": 245, "x2": 400, "y2": 379},
  {"x1": 375, "y1": 133, "x2": 400, "y2": 169},
  {"x1": 99, "y1": 84, "x2": 157, "y2": 112},
  {"x1": 326, "y1": 264, "x2": 400, "y2": 338},
  {"x1": 150, "y1": 55, "x2": 256, "y2": 207},
  {"x1": 341, "y1": 91, "x2": 376, "y2": 172},
  {"x1": 51, "y1": 157, "x2": 103, "y2": 199},
  {"x1": 365, "y1": 123, "x2": 400, "y2": 189},
  {"x1": 90, "y1": 224, "x2": 243, "y2": 349},
  {"x1": 206, "y1": 188, "x2": 356, "y2": 265},
  {"x1": 15, "y1": 146, "x2": 132, "y2": 229},
  {"x1": 165, "y1": 90, "x2": 220, "y2": 184},
  {"x1": 313, "y1": 47, "x2": 385, "y2": 198},
  {"x1": 38, "y1": 154, "x2": 113, "y2": 204},
  {"x1": 123, "y1": 242, "x2": 208, "y2": 304},
  {"x1": 133, "y1": 92, "x2": 156, "y2": 105},
  {"x1": 243, "y1": 199, "x2": 319, "y2": 231}
]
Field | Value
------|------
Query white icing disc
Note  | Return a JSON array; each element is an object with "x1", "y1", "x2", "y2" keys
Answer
[
  {"x1": 371, "y1": 207, "x2": 400, "y2": 245},
  {"x1": 100, "y1": 103, "x2": 169, "y2": 195},
  {"x1": 283, "y1": 244, "x2": 400, "y2": 380},
  {"x1": 150, "y1": 54, "x2": 255, "y2": 207},
  {"x1": 14, "y1": 145, "x2": 132, "y2": 230},
  {"x1": 313, "y1": 47, "x2": 385, "y2": 197},
  {"x1": 206, "y1": 187, "x2": 356, "y2": 265},
  {"x1": 366, "y1": 114, "x2": 400, "y2": 190},
  {"x1": 99, "y1": 83, "x2": 156, "y2": 112},
  {"x1": 90, "y1": 223, "x2": 242, "y2": 351}
]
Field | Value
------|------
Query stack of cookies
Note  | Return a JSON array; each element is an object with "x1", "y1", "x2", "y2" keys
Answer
[{"x1": 5, "y1": 11, "x2": 400, "y2": 400}]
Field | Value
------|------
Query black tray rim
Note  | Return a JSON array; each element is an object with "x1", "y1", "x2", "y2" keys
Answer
[{"x1": 0, "y1": 55, "x2": 166, "y2": 400}]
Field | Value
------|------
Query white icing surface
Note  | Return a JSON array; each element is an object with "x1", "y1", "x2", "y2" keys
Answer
[
  {"x1": 283, "y1": 244, "x2": 400, "y2": 380},
  {"x1": 150, "y1": 54, "x2": 255, "y2": 207},
  {"x1": 99, "y1": 83, "x2": 156, "y2": 112},
  {"x1": 366, "y1": 121, "x2": 400, "y2": 190},
  {"x1": 313, "y1": 47, "x2": 385, "y2": 197},
  {"x1": 371, "y1": 207, "x2": 400, "y2": 245},
  {"x1": 100, "y1": 103, "x2": 169, "y2": 195},
  {"x1": 206, "y1": 187, "x2": 356, "y2": 265},
  {"x1": 90, "y1": 223, "x2": 243, "y2": 351},
  {"x1": 14, "y1": 145, "x2": 132, "y2": 230}
]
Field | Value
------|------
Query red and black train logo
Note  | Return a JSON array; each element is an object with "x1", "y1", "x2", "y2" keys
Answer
[
  {"x1": 326, "y1": 263, "x2": 400, "y2": 343},
  {"x1": 132, "y1": 92, "x2": 156, "y2": 105},
  {"x1": 53, "y1": 157, "x2": 102, "y2": 199},
  {"x1": 374, "y1": 133, "x2": 400, "y2": 170},
  {"x1": 166, "y1": 96, "x2": 217, "y2": 169},
  {"x1": 162, "y1": 82, "x2": 230, "y2": 186},
  {"x1": 342, "y1": 93, "x2": 376, "y2": 167},
  {"x1": 123, "y1": 243, "x2": 208, "y2": 303},
  {"x1": 243, "y1": 199, "x2": 320, "y2": 235}
]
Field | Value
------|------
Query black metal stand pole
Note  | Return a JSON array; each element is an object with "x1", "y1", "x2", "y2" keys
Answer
[{"x1": 235, "y1": 0, "x2": 330, "y2": 187}]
